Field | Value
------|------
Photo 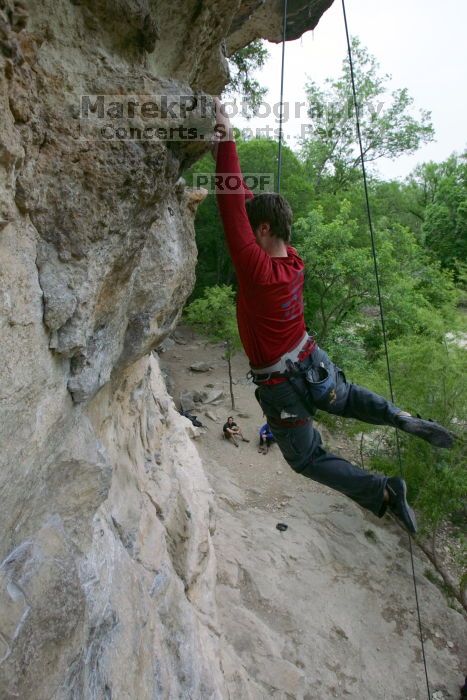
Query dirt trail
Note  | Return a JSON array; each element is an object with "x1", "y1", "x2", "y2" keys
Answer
[{"x1": 160, "y1": 327, "x2": 466, "y2": 700}]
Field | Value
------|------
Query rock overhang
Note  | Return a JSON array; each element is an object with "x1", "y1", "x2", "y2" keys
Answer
[{"x1": 1, "y1": 0, "x2": 335, "y2": 403}]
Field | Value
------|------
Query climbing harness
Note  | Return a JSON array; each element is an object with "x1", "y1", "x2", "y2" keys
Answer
[{"x1": 275, "y1": 1, "x2": 431, "y2": 696}]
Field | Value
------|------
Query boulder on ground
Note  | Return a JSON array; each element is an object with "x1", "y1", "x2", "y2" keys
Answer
[
  {"x1": 190, "y1": 362, "x2": 211, "y2": 372},
  {"x1": 202, "y1": 389, "x2": 224, "y2": 405},
  {"x1": 157, "y1": 337, "x2": 175, "y2": 353},
  {"x1": 173, "y1": 332, "x2": 188, "y2": 345},
  {"x1": 180, "y1": 390, "x2": 195, "y2": 411}
]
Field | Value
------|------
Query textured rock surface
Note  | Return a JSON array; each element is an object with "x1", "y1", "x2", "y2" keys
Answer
[
  {"x1": 0, "y1": 355, "x2": 223, "y2": 698},
  {"x1": 0, "y1": 0, "x2": 335, "y2": 697}
]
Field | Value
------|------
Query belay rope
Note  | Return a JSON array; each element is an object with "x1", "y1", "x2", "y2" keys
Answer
[
  {"x1": 276, "y1": 0, "x2": 288, "y2": 193},
  {"x1": 340, "y1": 1, "x2": 431, "y2": 695},
  {"x1": 276, "y1": 1, "x2": 431, "y2": 696}
]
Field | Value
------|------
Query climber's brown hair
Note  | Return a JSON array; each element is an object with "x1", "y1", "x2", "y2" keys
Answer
[{"x1": 245, "y1": 193, "x2": 293, "y2": 242}]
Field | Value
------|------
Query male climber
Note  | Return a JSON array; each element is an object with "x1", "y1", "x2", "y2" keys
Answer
[{"x1": 212, "y1": 99, "x2": 453, "y2": 534}]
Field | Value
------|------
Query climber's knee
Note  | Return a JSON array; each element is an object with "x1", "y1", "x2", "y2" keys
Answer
[{"x1": 269, "y1": 420, "x2": 320, "y2": 474}]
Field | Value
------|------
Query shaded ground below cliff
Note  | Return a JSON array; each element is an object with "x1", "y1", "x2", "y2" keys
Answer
[{"x1": 160, "y1": 327, "x2": 466, "y2": 700}]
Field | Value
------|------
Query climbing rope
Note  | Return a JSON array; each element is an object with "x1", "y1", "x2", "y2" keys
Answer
[
  {"x1": 276, "y1": 0, "x2": 432, "y2": 695},
  {"x1": 276, "y1": 0, "x2": 288, "y2": 193},
  {"x1": 341, "y1": 1, "x2": 431, "y2": 696}
]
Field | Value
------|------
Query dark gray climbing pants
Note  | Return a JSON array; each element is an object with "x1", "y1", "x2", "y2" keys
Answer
[{"x1": 255, "y1": 346, "x2": 401, "y2": 517}]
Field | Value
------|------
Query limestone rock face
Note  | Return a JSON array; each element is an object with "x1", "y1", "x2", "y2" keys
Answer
[
  {"x1": 0, "y1": 355, "x2": 223, "y2": 699},
  {"x1": 0, "y1": 0, "x2": 334, "y2": 697},
  {"x1": 1, "y1": 0, "x2": 332, "y2": 402}
]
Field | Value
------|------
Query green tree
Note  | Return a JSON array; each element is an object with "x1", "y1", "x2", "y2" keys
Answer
[
  {"x1": 301, "y1": 38, "x2": 434, "y2": 190},
  {"x1": 236, "y1": 138, "x2": 314, "y2": 218},
  {"x1": 409, "y1": 154, "x2": 467, "y2": 277},
  {"x1": 294, "y1": 201, "x2": 375, "y2": 342},
  {"x1": 184, "y1": 285, "x2": 241, "y2": 409},
  {"x1": 183, "y1": 152, "x2": 231, "y2": 297},
  {"x1": 363, "y1": 336, "x2": 467, "y2": 606},
  {"x1": 225, "y1": 40, "x2": 269, "y2": 116},
  {"x1": 294, "y1": 202, "x2": 458, "y2": 366}
]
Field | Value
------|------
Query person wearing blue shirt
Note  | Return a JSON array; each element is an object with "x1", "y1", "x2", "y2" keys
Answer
[{"x1": 259, "y1": 422, "x2": 275, "y2": 454}]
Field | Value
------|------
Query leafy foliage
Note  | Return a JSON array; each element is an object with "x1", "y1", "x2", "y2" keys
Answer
[
  {"x1": 362, "y1": 336, "x2": 467, "y2": 532},
  {"x1": 184, "y1": 285, "x2": 239, "y2": 346},
  {"x1": 184, "y1": 285, "x2": 241, "y2": 408},
  {"x1": 300, "y1": 38, "x2": 434, "y2": 190},
  {"x1": 409, "y1": 154, "x2": 467, "y2": 278},
  {"x1": 184, "y1": 153, "x2": 230, "y2": 297},
  {"x1": 225, "y1": 40, "x2": 269, "y2": 117},
  {"x1": 294, "y1": 202, "x2": 458, "y2": 355},
  {"x1": 294, "y1": 201, "x2": 374, "y2": 341}
]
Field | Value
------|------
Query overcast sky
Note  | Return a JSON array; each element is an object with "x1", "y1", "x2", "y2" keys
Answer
[{"x1": 230, "y1": 0, "x2": 467, "y2": 180}]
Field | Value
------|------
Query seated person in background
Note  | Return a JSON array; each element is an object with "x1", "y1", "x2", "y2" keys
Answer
[
  {"x1": 258, "y1": 422, "x2": 275, "y2": 454},
  {"x1": 223, "y1": 416, "x2": 250, "y2": 447}
]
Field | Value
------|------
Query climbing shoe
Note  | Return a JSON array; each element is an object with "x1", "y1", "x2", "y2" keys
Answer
[
  {"x1": 395, "y1": 413, "x2": 453, "y2": 449},
  {"x1": 387, "y1": 477, "x2": 417, "y2": 534}
]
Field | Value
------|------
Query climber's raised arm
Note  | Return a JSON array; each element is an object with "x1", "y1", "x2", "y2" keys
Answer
[
  {"x1": 212, "y1": 98, "x2": 254, "y2": 200},
  {"x1": 213, "y1": 98, "x2": 269, "y2": 281}
]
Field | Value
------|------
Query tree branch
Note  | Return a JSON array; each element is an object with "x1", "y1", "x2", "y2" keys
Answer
[{"x1": 417, "y1": 533, "x2": 467, "y2": 612}]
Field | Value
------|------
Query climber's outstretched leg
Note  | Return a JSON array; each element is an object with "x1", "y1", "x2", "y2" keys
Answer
[
  {"x1": 309, "y1": 346, "x2": 454, "y2": 449},
  {"x1": 255, "y1": 381, "x2": 417, "y2": 531},
  {"x1": 262, "y1": 417, "x2": 417, "y2": 532},
  {"x1": 265, "y1": 417, "x2": 387, "y2": 516}
]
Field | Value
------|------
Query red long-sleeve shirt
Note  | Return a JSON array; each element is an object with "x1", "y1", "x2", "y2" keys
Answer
[{"x1": 216, "y1": 141, "x2": 308, "y2": 368}]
